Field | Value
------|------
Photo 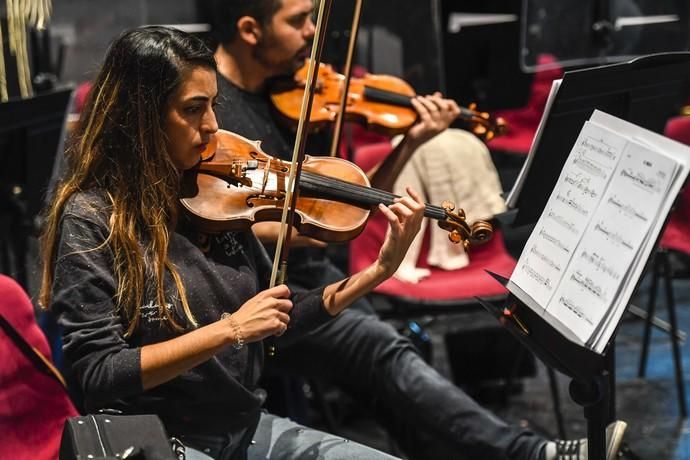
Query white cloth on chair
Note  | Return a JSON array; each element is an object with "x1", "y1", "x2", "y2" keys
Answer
[{"x1": 390, "y1": 129, "x2": 507, "y2": 283}]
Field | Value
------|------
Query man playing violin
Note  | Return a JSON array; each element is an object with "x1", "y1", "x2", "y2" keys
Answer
[{"x1": 203, "y1": 1, "x2": 626, "y2": 459}]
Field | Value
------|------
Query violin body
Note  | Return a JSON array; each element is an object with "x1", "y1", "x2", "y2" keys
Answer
[
  {"x1": 181, "y1": 130, "x2": 492, "y2": 246},
  {"x1": 180, "y1": 130, "x2": 372, "y2": 241},
  {"x1": 271, "y1": 62, "x2": 417, "y2": 136},
  {"x1": 270, "y1": 61, "x2": 506, "y2": 140}
]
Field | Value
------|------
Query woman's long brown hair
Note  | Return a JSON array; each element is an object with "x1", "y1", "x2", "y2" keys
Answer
[{"x1": 40, "y1": 27, "x2": 217, "y2": 336}]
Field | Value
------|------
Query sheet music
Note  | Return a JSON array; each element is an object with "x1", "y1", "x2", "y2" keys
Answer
[
  {"x1": 547, "y1": 139, "x2": 679, "y2": 343},
  {"x1": 589, "y1": 110, "x2": 690, "y2": 352},
  {"x1": 509, "y1": 121, "x2": 626, "y2": 311},
  {"x1": 508, "y1": 110, "x2": 690, "y2": 354}
]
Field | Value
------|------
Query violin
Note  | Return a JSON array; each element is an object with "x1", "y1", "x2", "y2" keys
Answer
[
  {"x1": 270, "y1": 61, "x2": 506, "y2": 141},
  {"x1": 180, "y1": 130, "x2": 493, "y2": 248}
]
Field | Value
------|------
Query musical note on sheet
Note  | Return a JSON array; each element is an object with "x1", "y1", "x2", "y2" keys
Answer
[
  {"x1": 580, "y1": 250, "x2": 621, "y2": 280},
  {"x1": 619, "y1": 168, "x2": 661, "y2": 193},
  {"x1": 569, "y1": 270, "x2": 606, "y2": 300},
  {"x1": 547, "y1": 209, "x2": 578, "y2": 234},
  {"x1": 593, "y1": 222, "x2": 634, "y2": 250},
  {"x1": 558, "y1": 296, "x2": 594, "y2": 326},
  {"x1": 538, "y1": 228, "x2": 570, "y2": 253},
  {"x1": 580, "y1": 137, "x2": 618, "y2": 160},
  {"x1": 530, "y1": 246, "x2": 562, "y2": 272},
  {"x1": 607, "y1": 195, "x2": 649, "y2": 222},
  {"x1": 554, "y1": 193, "x2": 589, "y2": 216},
  {"x1": 564, "y1": 173, "x2": 598, "y2": 198},
  {"x1": 519, "y1": 262, "x2": 552, "y2": 289}
]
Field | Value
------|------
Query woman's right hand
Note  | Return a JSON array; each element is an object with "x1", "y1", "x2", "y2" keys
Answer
[{"x1": 230, "y1": 284, "x2": 293, "y2": 342}]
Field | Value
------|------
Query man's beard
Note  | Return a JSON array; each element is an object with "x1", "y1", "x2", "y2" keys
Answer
[{"x1": 253, "y1": 35, "x2": 308, "y2": 77}]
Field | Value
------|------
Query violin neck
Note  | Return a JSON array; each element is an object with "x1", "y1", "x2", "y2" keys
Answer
[
  {"x1": 363, "y1": 86, "x2": 414, "y2": 108},
  {"x1": 300, "y1": 171, "x2": 447, "y2": 221},
  {"x1": 363, "y1": 85, "x2": 476, "y2": 119}
]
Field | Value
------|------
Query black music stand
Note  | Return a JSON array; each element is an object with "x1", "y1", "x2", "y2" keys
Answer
[
  {"x1": 477, "y1": 275, "x2": 611, "y2": 460},
  {"x1": 483, "y1": 53, "x2": 690, "y2": 460},
  {"x1": 0, "y1": 87, "x2": 73, "y2": 288}
]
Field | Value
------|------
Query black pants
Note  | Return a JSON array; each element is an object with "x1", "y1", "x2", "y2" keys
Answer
[{"x1": 264, "y1": 258, "x2": 546, "y2": 460}]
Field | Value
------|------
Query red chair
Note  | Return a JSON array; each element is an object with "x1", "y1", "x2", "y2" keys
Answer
[
  {"x1": 637, "y1": 115, "x2": 690, "y2": 417},
  {"x1": 349, "y1": 206, "x2": 515, "y2": 305},
  {"x1": 351, "y1": 141, "x2": 516, "y2": 304},
  {"x1": 658, "y1": 115, "x2": 690, "y2": 256},
  {"x1": 0, "y1": 274, "x2": 78, "y2": 459}
]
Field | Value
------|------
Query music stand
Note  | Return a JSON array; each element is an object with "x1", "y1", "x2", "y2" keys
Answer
[
  {"x1": 477, "y1": 275, "x2": 611, "y2": 459},
  {"x1": 482, "y1": 53, "x2": 690, "y2": 460},
  {"x1": 0, "y1": 87, "x2": 73, "y2": 288},
  {"x1": 510, "y1": 52, "x2": 690, "y2": 227}
]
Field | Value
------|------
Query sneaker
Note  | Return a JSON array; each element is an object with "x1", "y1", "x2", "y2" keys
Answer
[{"x1": 543, "y1": 420, "x2": 627, "y2": 460}]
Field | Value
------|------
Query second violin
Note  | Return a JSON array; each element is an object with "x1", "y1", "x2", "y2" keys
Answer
[{"x1": 270, "y1": 61, "x2": 506, "y2": 141}]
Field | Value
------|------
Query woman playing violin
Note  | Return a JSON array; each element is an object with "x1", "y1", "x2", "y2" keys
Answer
[{"x1": 39, "y1": 26, "x2": 424, "y2": 459}]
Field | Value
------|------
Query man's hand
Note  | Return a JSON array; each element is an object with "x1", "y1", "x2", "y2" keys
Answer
[
  {"x1": 406, "y1": 92, "x2": 460, "y2": 149},
  {"x1": 367, "y1": 92, "x2": 460, "y2": 192}
]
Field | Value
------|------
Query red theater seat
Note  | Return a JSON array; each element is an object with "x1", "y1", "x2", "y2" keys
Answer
[
  {"x1": 351, "y1": 142, "x2": 516, "y2": 306},
  {"x1": 0, "y1": 275, "x2": 78, "y2": 460}
]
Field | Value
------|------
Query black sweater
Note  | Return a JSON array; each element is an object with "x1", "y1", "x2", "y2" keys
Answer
[{"x1": 50, "y1": 190, "x2": 331, "y2": 435}]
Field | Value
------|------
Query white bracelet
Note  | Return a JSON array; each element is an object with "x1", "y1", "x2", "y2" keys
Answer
[{"x1": 221, "y1": 312, "x2": 244, "y2": 350}]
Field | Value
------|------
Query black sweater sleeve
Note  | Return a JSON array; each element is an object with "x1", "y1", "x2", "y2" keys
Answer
[
  {"x1": 51, "y1": 211, "x2": 143, "y2": 410},
  {"x1": 241, "y1": 232, "x2": 332, "y2": 346}
]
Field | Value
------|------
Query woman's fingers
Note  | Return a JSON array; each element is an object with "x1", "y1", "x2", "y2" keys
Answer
[
  {"x1": 261, "y1": 283, "x2": 291, "y2": 300},
  {"x1": 272, "y1": 311, "x2": 291, "y2": 336},
  {"x1": 378, "y1": 203, "x2": 402, "y2": 228},
  {"x1": 379, "y1": 192, "x2": 425, "y2": 238}
]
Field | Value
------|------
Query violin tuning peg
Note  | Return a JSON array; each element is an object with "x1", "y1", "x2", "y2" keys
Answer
[
  {"x1": 441, "y1": 200, "x2": 455, "y2": 212},
  {"x1": 448, "y1": 230, "x2": 463, "y2": 245}
]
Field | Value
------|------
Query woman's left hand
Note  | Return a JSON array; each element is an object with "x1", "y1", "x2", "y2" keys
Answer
[{"x1": 376, "y1": 187, "x2": 426, "y2": 277}]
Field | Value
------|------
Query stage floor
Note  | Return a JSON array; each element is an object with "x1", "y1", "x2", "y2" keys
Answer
[{"x1": 325, "y1": 268, "x2": 690, "y2": 460}]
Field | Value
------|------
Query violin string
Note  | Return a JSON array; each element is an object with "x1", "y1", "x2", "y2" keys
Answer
[
  {"x1": 302, "y1": 171, "x2": 394, "y2": 203},
  {"x1": 216, "y1": 159, "x2": 448, "y2": 221},
  {"x1": 300, "y1": 170, "x2": 448, "y2": 220}
]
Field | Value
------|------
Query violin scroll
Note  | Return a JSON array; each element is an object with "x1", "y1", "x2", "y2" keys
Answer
[
  {"x1": 463, "y1": 103, "x2": 507, "y2": 142},
  {"x1": 437, "y1": 200, "x2": 493, "y2": 250}
]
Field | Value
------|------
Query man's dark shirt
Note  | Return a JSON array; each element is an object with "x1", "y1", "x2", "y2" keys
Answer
[
  {"x1": 214, "y1": 75, "x2": 331, "y2": 269},
  {"x1": 215, "y1": 76, "x2": 328, "y2": 162}
]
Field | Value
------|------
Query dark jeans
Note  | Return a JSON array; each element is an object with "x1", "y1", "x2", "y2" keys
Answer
[{"x1": 265, "y1": 258, "x2": 546, "y2": 460}]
